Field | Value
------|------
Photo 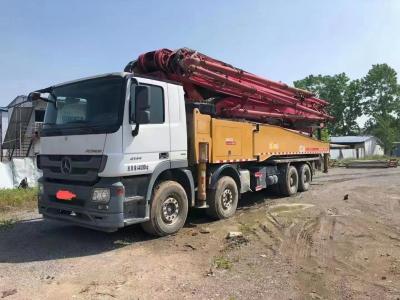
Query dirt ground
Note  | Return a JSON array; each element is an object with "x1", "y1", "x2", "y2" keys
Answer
[{"x1": 1, "y1": 167, "x2": 400, "y2": 300}]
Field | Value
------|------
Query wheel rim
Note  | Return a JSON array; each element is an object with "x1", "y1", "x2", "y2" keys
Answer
[
  {"x1": 303, "y1": 169, "x2": 310, "y2": 185},
  {"x1": 290, "y1": 172, "x2": 297, "y2": 189},
  {"x1": 162, "y1": 196, "x2": 180, "y2": 224},
  {"x1": 221, "y1": 188, "x2": 233, "y2": 210}
]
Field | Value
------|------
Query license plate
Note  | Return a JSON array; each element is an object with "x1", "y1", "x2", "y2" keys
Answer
[{"x1": 56, "y1": 190, "x2": 77, "y2": 201}]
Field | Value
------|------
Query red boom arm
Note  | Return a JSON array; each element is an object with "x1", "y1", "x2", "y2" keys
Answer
[{"x1": 124, "y1": 48, "x2": 332, "y2": 129}]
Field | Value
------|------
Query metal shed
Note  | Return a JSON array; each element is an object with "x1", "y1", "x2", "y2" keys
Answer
[
  {"x1": 330, "y1": 136, "x2": 384, "y2": 159},
  {"x1": 1, "y1": 95, "x2": 46, "y2": 160}
]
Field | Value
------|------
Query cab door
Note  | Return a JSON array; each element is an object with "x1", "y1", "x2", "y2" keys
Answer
[{"x1": 122, "y1": 78, "x2": 171, "y2": 176}]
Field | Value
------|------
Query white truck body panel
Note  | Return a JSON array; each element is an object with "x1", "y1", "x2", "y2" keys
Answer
[
  {"x1": 122, "y1": 78, "x2": 168, "y2": 177},
  {"x1": 103, "y1": 77, "x2": 187, "y2": 177},
  {"x1": 167, "y1": 81, "x2": 188, "y2": 162}
]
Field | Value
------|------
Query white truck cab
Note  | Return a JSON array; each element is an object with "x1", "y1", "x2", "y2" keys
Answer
[{"x1": 37, "y1": 73, "x2": 194, "y2": 234}]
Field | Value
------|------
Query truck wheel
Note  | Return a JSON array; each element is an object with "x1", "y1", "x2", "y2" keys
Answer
[
  {"x1": 298, "y1": 164, "x2": 311, "y2": 192},
  {"x1": 141, "y1": 181, "x2": 188, "y2": 236},
  {"x1": 279, "y1": 165, "x2": 299, "y2": 196},
  {"x1": 206, "y1": 176, "x2": 238, "y2": 219}
]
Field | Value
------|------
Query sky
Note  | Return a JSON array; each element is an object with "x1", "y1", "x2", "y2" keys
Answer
[{"x1": 0, "y1": 0, "x2": 399, "y2": 108}]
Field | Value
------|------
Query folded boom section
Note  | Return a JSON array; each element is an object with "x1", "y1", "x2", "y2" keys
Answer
[{"x1": 125, "y1": 48, "x2": 332, "y2": 130}]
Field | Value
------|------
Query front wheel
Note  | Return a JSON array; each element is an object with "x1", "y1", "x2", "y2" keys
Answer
[
  {"x1": 141, "y1": 181, "x2": 188, "y2": 236},
  {"x1": 206, "y1": 176, "x2": 238, "y2": 219}
]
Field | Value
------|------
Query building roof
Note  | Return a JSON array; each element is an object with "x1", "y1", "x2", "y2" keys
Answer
[
  {"x1": 7, "y1": 95, "x2": 28, "y2": 108},
  {"x1": 330, "y1": 143, "x2": 350, "y2": 149},
  {"x1": 330, "y1": 135, "x2": 375, "y2": 144},
  {"x1": 0, "y1": 107, "x2": 7, "y2": 112}
]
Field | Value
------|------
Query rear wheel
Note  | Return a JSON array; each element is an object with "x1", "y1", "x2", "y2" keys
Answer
[
  {"x1": 141, "y1": 181, "x2": 188, "y2": 236},
  {"x1": 298, "y1": 163, "x2": 312, "y2": 192},
  {"x1": 206, "y1": 176, "x2": 238, "y2": 219},
  {"x1": 278, "y1": 165, "x2": 299, "y2": 196}
]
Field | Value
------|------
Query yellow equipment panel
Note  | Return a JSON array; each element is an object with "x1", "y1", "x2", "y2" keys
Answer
[
  {"x1": 190, "y1": 109, "x2": 329, "y2": 164},
  {"x1": 211, "y1": 118, "x2": 255, "y2": 163},
  {"x1": 190, "y1": 109, "x2": 212, "y2": 164},
  {"x1": 254, "y1": 125, "x2": 330, "y2": 162}
]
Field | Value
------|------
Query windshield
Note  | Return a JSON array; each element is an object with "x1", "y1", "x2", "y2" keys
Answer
[{"x1": 42, "y1": 76, "x2": 125, "y2": 136}]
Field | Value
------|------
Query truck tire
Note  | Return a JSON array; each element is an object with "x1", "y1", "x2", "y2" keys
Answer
[
  {"x1": 141, "y1": 181, "x2": 188, "y2": 236},
  {"x1": 278, "y1": 165, "x2": 299, "y2": 197},
  {"x1": 298, "y1": 163, "x2": 311, "y2": 192},
  {"x1": 206, "y1": 176, "x2": 238, "y2": 219}
]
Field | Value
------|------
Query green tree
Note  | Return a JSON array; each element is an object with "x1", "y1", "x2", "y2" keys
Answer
[
  {"x1": 342, "y1": 79, "x2": 363, "y2": 134},
  {"x1": 294, "y1": 73, "x2": 362, "y2": 136},
  {"x1": 362, "y1": 64, "x2": 399, "y2": 118},
  {"x1": 369, "y1": 115, "x2": 398, "y2": 155},
  {"x1": 361, "y1": 64, "x2": 400, "y2": 154}
]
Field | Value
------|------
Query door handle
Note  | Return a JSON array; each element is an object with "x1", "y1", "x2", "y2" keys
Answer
[{"x1": 159, "y1": 152, "x2": 169, "y2": 159}]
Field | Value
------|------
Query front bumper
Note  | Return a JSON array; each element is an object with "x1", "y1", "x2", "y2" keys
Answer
[{"x1": 38, "y1": 177, "x2": 147, "y2": 232}]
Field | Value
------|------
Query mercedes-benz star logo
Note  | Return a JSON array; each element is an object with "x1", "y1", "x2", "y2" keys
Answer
[{"x1": 60, "y1": 157, "x2": 72, "y2": 175}]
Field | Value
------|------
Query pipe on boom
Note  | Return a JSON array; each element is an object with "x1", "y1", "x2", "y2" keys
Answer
[{"x1": 124, "y1": 48, "x2": 333, "y2": 129}]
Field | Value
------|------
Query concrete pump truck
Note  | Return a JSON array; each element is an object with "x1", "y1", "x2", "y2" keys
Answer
[{"x1": 32, "y1": 48, "x2": 331, "y2": 236}]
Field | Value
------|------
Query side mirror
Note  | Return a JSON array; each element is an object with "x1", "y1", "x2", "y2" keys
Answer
[
  {"x1": 28, "y1": 91, "x2": 57, "y2": 106},
  {"x1": 130, "y1": 85, "x2": 151, "y2": 124}
]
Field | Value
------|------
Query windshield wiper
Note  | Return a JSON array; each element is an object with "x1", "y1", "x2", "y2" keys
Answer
[
  {"x1": 44, "y1": 126, "x2": 94, "y2": 134},
  {"x1": 75, "y1": 127, "x2": 95, "y2": 133},
  {"x1": 64, "y1": 120, "x2": 87, "y2": 124}
]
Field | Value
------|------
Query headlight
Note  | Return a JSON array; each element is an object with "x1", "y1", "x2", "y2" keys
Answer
[{"x1": 92, "y1": 188, "x2": 110, "y2": 203}]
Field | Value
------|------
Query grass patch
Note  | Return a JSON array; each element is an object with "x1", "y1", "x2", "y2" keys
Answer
[
  {"x1": 239, "y1": 223, "x2": 255, "y2": 235},
  {"x1": 0, "y1": 188, "x2": 38, "y2": 213},
  {"x1": 214, "y1": 256, "x2": 233, "y2": 270},
  {"x1": 113, "y1": 239, "x2": 134, "y2": 247},
  {"x1": 0, "y1": 218, "x2": 17, "y2": 231}
]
